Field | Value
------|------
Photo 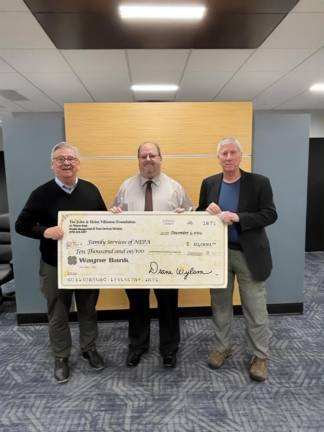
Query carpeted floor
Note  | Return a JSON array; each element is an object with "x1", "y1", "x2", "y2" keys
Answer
[{"x1": 0, "y1": 252, "x2": 324, "y2": 432}]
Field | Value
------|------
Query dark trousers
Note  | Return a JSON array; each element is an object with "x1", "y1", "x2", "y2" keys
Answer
[
  {"x1": 39, "y1": 260, "x2": 99, "y2": 358},
  {"x1": 126, "y1": 288, "x2": 180, "y2": 356}
]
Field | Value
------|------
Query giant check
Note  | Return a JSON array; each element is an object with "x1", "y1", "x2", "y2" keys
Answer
[{"x1": 58, "y1": 211, "x2": 227, "y2": 289}]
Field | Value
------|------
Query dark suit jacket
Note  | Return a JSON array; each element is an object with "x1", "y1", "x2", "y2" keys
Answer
[{"x1": 197, "y1": 170, "x2": 277, "y2": 281}]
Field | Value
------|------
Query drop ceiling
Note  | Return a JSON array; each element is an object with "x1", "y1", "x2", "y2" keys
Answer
[{"x1": 0, "y1": 0, "x2": 324, "y2": 118}]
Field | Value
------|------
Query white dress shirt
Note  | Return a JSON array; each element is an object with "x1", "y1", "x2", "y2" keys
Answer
[{"x1": 113, "y1": 173, "x2": 192, "y2": 211}]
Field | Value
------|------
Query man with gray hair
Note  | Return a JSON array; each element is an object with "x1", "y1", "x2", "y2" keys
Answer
[
  {"x1": 16, "y1": 142, "x2": 107, "y2": 383},
  {"x1": 197, "y1": 137, "x2": 277, "y2": 381}
]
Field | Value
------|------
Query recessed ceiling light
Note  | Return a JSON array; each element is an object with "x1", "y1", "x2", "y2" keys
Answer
[
  {"x1": 131, "y1": 84, "x2": 179, "y2": 92},
  {"x1": 119, "y1": 4, "x2": 206, "y2": 20},
  {"x1": 309, "y1": 83, "x2": 324, "y2": 93}
]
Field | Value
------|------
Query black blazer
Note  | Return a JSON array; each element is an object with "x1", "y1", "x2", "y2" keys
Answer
[{"x1": 197, "y1": 170, "x2": 277, "y2": 281}]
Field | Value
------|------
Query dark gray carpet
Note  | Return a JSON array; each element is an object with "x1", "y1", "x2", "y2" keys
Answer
[{"x1": 1, "y1": 252, "x2": 324, "y2": 431}]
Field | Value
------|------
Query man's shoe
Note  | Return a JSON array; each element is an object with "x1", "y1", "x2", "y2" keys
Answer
[
  {"x1": 163, "y1": 352, "x2": 177, "y2": 368},
  {"x1": 54, "y1": 357, "x2": 69, "y2": 384},
  {"x1": 82, "y1": 349, "x2": 105, "y2": 370},
  {"x1": 126, "y1": 350, "x2": 146, "y2": 367},
  {"x1": 249, "y1": 356, "x2": 268, "y2": 382},
  {"x1": 207, "y1": 350, "x2": 231, "y2": 369}
]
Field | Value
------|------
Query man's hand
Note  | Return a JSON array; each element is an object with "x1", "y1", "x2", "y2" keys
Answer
[
  {"x1": 219, "y1": 211, "x2": 240, "y2": 225},
  {"x1": 206, "y1": 202, "x2": 222, "y2": 215},
  {"x1": 109, "y1": 206, "x2": 123, "y2": 213},
  {"x1": 43, "y1": 226, "x2": 64, "y2": 240},
  {"x1": 174, "y1": 207, "x2": 186, "y2": 213}
]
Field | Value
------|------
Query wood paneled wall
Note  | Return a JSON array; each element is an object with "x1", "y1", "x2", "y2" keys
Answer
[{"x1": 64, "y1": 102, "x2": 253, "y2": 310}]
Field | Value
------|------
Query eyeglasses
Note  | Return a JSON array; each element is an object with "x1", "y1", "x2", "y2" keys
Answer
[
  {"x1": 53, "y1": 156, "x2": 79, "y2": 164},
  {"x1": 139, "y1": 154, "x2": 160, "y2": 160}
]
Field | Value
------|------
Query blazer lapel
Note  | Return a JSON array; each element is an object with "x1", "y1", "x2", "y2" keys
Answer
[
  {"x1": 238, "y1": 169, "x2": 248, "y2": 211},
  {"x1": 212, "y1": 173, "x2": 223, "y2": 203}
]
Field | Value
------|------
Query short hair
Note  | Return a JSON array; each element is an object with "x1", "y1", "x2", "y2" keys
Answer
[
  {"x1": 216, "y1": 137, "x2": 242, "y2": 155},
  {"x1": 137, "y1": 142, "x2": 162, "y2": 159},
  {"x1": 50, "y1": 142, "x2": 80, "y2": 160}
]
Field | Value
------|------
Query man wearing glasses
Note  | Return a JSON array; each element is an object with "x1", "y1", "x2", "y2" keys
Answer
[
  {"x1": 111, "y1": 142, "x2": 192, "y2": 369},
  {"x1": 16, "y1": 142, "x2": 107, "y2": 384}
]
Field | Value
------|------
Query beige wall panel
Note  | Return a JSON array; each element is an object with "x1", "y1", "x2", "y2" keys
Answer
[
  {"x1": 65, "y1": 102, "x2": 252, "y2": 156},
  {"x1": 98, "y1": 289, "x2": 128, "y2": 310},
  {"x1": 79, "y1": 159, "x2": 138, "y2": 208},
  {"x1": 180, "y1": 286, "x2": 240, "y2": 307},
  {"x1": 65, "y1": 102, "x2": 252, "y2": 310}
]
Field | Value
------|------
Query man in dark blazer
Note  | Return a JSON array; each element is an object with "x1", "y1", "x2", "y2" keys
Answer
[{"x1": 197, "y1": 137, "x2": 277, "y2": 381}]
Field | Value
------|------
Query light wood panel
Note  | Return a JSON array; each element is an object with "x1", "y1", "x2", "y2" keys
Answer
[
  {"x1": 64, "y1": 102, "x2": 252, "y2": 310},
  {"x1": 65, "y1": 102, "x2": 252, "y2": 156}
]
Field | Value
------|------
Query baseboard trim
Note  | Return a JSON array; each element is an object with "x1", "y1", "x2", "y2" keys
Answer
[{"x1": 16, "y1": 302, "x2": 303, "y2": 325}]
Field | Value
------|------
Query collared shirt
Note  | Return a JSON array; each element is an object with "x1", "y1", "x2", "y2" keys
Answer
[
  {"x1": 113, "y1": 173, "x2": 192, "y2": 211},
  {"x1": 55, "y1": 177, "x2": 78, "y2": 194}
]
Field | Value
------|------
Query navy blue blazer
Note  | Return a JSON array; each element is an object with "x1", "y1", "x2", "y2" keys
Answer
[{"x1": 197, "y1": 170, "x2": 277, "y2": 281}]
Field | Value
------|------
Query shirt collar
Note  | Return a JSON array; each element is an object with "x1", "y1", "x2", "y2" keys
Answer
[
  {"x1": 55, "y1": 177, "x2": 78, "y2": 194},
  {"x1": 140, "y1": 174, "x2": 161, "y2": 187}
]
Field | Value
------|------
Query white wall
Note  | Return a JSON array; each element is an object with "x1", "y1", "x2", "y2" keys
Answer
[
  {"x1": 253, "y1": 112, "x2": 310, "y2": 305},
  {"x1": 0, "y1": 125, "x2": 3, "y2": 150},
  {"x1": 310, "y1": 112, "x2": 324, "y2": 137}
]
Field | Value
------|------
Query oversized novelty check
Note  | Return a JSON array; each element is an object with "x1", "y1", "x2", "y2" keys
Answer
[{"x1": 58, "y1": 211, "x2": 227, "y2": 289}]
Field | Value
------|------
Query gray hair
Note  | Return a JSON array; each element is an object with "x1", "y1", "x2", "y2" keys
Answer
[
  {"x1": 137, "y1": 141, "x2": 162, "y2": 159},
  {"x1": 216, "y1": 137, "x2": 242, "y2": 155},
  {"x1": 50, "y1": 142, "x2": 80, "y2": 160}
]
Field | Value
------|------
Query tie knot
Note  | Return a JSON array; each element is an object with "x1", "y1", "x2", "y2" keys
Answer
[{"x1": 146, "y1": 180, "x2": 153, "y2": 186}]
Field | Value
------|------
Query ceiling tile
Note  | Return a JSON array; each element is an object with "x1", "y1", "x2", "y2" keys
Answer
[
  {"x1": 252, "y1": 47, "x2": 324, "y2": 109},
  {"x1": 0, "y1": 57, "x2": 16, "y2": 73},
  {"x1": 0, "y1": 12, "x2": 55, "y2": 49},
  {"x1": 176, "y1": 49, "x2": 254, "y2": 100},
  {"x1": 183, "y1": 49, "x2": 254, "y2": 70},
  {"x1": 278, "y1": 90, "x2": 324, "y2": 109},
  {"x1": 128, "y1": 50, "x2": 189, "y2": 83},
  {"x1": 62, "y1": 50, "x2": 128, "y2": 73},
  {"x1": 292, "y1": 47, "x2": 324, "y2": 70},
  {"x1": 241, "y1": 48, "x2": 316, "y2": 71},
  {"x1": 292, "y1": 0, "x2": 324, "y2": 12},
  {"x1": 261, "y1": 13, "x2": 324, "y2": 49},
  {"x1": 0, "y1": 0, "x2": 29, "y2": 12},
  {"x1": 177, "y1": 70, "x2": 235, "y2": 101},
  {"x1": 0, "y1": 49, "x2": 71, "y2": 73},
  {"x1": 62, "y1": 50, "x2": 132, "y2": 101},
  {"x1": 0, "y1": 71, "x2": 32, "y2": 88},
  {"x1": 26, "y1": 73, "x2": 93, "y2": 105},
  {"x1": 0, "y1": 72, "x2": 61, "y2": 111},
  {"x1": 253, "y1": 71, "x2": 316, "y2": 109},
  {"x1": 76, "y1": 74, "x2": 132, "y2": 102},
  {"x1": 216, "y1": 70, "x2": 285, "y2": 100}
]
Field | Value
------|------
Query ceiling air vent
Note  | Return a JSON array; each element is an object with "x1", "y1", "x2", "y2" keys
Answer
[{"x1": 0, "y1": 90, "x2": 29, "y2": 101}]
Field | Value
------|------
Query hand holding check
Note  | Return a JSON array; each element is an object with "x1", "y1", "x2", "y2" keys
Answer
[{"x1": 206, "y1": 202, "x2": 239, "y2": 225}]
